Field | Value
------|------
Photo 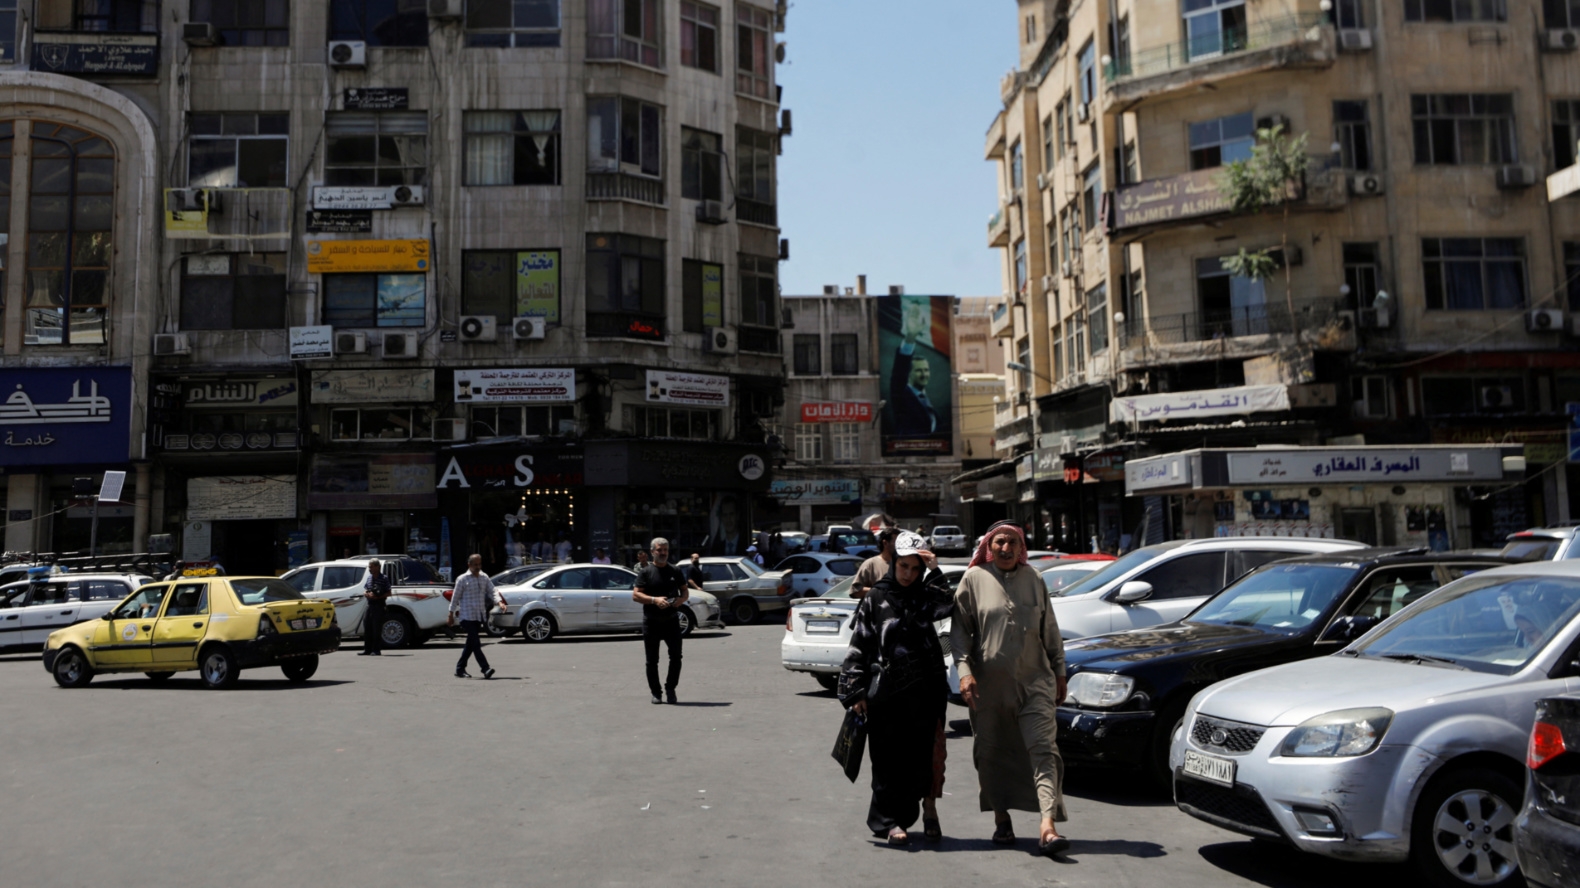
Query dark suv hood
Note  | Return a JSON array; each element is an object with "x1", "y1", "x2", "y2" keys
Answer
[{"x1": 1064, "y1": 621, "x2": 1305, "y2": 673}]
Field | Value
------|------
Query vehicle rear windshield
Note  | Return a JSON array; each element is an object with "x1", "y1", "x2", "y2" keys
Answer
[
  {"x1": 821, "y1": 577, "x2": 855, "y2": 599},
  {"x1": 829, "y1": 560, "x2": 860, "y2": 576},
  {"x1": 832, "y1": 531, "x2": 876, "y2": 547},
  {"x1": 1499, "y1": 539, "x2": 1561, "y2": 562},
  {"x1": 1187, "y1": 564, "x2": 1357, "y2": 632},
  {"x1": 230, "y1": 579, "x2": 307, "y2": 605},
  {"x1": 934, "y1": 527, "x2": 961, "y2": 535},
  {"x1": 1353, "y1": 574, "x2": 1580, "y2": 674}
]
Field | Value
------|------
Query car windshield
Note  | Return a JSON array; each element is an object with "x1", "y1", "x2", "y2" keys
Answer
[
  {"x1": 820, "y1": 577, "x2": 855, "y2": 599},
  {"x1": 1187, "y1": 564, "x2": 1358, "y2": 632},
  {"x1": 1056, "y1": 547, "x2": 1164, "y2": 597},
  {"x1": 403, "y1": 559, "x2": 440, "y2": 582},
  {"x1": 1043, "y1": 565, "x2": 1101, "y2": 595},
  {"x1": 1499, "y1": 538, "x2": 1562, "y2": 562},
  {"x1": 1352, "y1": 574, "x2": 1580, "y2": 674},
  {"x1": 230, "y1": 579, "x2": 307, "y2": 605}
]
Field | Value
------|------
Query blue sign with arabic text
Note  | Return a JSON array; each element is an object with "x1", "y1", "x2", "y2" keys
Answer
[{"x1": 0, "y1": 367, "x2": 132, "y2": 467}]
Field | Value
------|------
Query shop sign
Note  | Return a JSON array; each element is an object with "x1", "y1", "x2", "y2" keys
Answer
[
  {"x1": 1111, "y1": 384, "x2": 1289, "y2": 423},
  {"x1": 646, "y1": 370, "x2": 730, "y2": 407},
  {"x1": 305, "y1": 238, "x2": 430, "y2": 274},
  {"x1": 455, "y1": 368, "x2": 575, "y2": 403},
  {"x1": 1126, "y1": 453, "x2": 1193, "y2": 493},
  {"x1": 1016, "y1": 456, "x2": 1034, "y2": 483},
  {"x1": 305, "y1": 210, "x2": 373, "y2": 233},
  {"x1": 769, "y1": 479, "x2": 860, "y2": 505},
  {"x1": 1431, "y1": 427, "x2": 1563, "y2": 464},
  {"x1": 308, "y1": 454, "x2": 438, "y2": 510},
  {"x1": 1225, "y1": 448, "x2": 1506, "y2": 484},
  {"x1": 289, "y1": 325, "x2": 334, "y2": 358},
  {"x1": 311, "y1": 185, "x2": 425, "y2": 210},
  {"x1": 343, "y1": 87, "x2": 409, "y2": 110},
  {"x1": 32, "y1": 32, "x2": 158, "y2": 76},
  {"x1": 1110, "y1": 168, "x2": 1235, "y2": 231},
  {"x1": 0, "y1": 367, "x2": 131, "y2": 467},
  {"x1": 311, "y1": 369, "x2": 434, "y2": 403},
  {"x1": 435, "y1": 450, "x2": 584, "y2": 489},
  {"x1": 184, "y1": 380, "x2": 298, "y2": 408},
  {"x1": 799, "y1": 402, "x2": 872, "y2": 423},
  {"x1": 187, "y1": 476, "x2": 298, "y2": 521},
  {"x1": 1083, "y1": 451, "x2": 1125, "y2": 483}
]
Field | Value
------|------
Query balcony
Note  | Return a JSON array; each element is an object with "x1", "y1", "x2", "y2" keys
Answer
[
  {"x1": 1102, "y1": 15, "x2": 1333, "y2": 107},
  {"x1": 739, "y1": 325, "x2": 781, "y2": 354},
  {"x1": 990, "y1": 301, "x2": 1013, "y2": 339},
  {"x1": 737, "y1": 197, "x2": 777, "y2": 227},
  {"x1": 988, "y1": 206, "x2": 1009, "y2": 247},
  {"x1": 985, "y1": 111, "x2": 1006, "y2": 160},
  {"x1": 1110, "y1": 157, "x2": 1347, "y2": 235},
  {"x1": 587, "y1": 172, "x2": 665, "y2": 206},
  {"x1": 1118, "y1": 300, "x2": 1354, "y2": 369}
]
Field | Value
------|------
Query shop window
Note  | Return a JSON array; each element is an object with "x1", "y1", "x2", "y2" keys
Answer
[
  {"x1": 325, "y1": 112, "x2": 428, "y2": 187},
  {"x1": 188, "y1": 0, "x2": 287, "y2": 45},
  {"x1": 794, "y1": 422, "x2": 822, "y2": 462},
  {"x1": 831, "y1": 422, "x2": 860, "y2": 464},
  {"x1": 323, "y1": 273, "x2": 426, "y2": 327},
  {"x1": 329, "y1": 0, "x2": 428, "y2": 46},
  {"x1": 1421, "y1": 237, "x2": 1526, "y2": 310},
  {"x1": 37, "y1": 0, "x2": 155, "y2": 31},
  {"x1": 586, "y1": 96, "x2": 662, "y2": 177},
  {"x1": 330, "y1": 407, "x2": 435, "y2": 441},
  {"x1": 471, "y1": 405, "x2": 575, "y2": 438},
  {"x1": 463, "y1": 111, "x2": 560, "y2": 186},
  {"x1": 735, "y1": 127, "x2": 775, "y2": 224},
  {"x1": 681, "y1": 259, "x2": 723, "y2": 333},
  {"x1": 465, "y1": 0, "x2": 559, "y2": 46},
  {"x1": 27, "y1": 122, "x2": 114, "y2": 346},
  {"x1": 188, "y1": 112, "x2": 288, "y2": 188},
  {"x1": 181, "y1": 253, "x2": 287, "y2": 330},
  {"x1": 792, "y1": 334, "x2": 820, "y2": 375},
  {"x1": 461, "y1": 249, "x2": 560, "y2": 324},
  {"x1": 586, "y1": 233, "x2": 664, "y2": 338},
  {"x1": 623, "y1": 405, "x2": 714, "y2": 440},
  {"x1": 1420, "y1": 375, "x2": 1526, "y2": 415},
  {"x1": 830, "y1": 333, "x2": 859, "y2": 375},
  {"x1": 1189, "y1": 112, "x2": 1254, "y2": 170},
  {"x1": 680, "y1": 1, "x2": 718, "y2": 71},
  {"x1": 681, "y1": 128, "x2": 723, "y2": 201},
  {"x1": 736, "y1": 2, "x2": 773, "y2": 98},
  {"x1": 588, "y1": 0, "x2": 661, "y2": 67}
]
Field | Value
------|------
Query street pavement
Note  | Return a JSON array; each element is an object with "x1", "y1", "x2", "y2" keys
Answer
[{"x1": 1, "y1": 623, "x2": 1415, "y2": 888}]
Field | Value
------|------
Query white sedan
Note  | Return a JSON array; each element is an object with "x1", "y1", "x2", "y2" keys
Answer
[
  {"x1": 281, "y1": 557, "x2": 453, "y2": 648},
  {"x1": 490, "y1": 563, "x2": 723, "y2": 642}
]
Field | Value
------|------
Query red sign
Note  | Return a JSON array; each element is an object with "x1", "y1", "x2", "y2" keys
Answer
[{"x1": 800, "y1": 401, "x2": 873, "y2": 423}]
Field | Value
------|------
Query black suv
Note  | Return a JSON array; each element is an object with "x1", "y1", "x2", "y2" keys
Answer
[{"x1": 1056, "y1": 548, "x2": 1512, "y2": 786}]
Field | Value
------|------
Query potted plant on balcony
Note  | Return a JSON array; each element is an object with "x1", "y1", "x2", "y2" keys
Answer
[{"x1": 1218, "y1": 123, "x2": 1309, "y2": 326}]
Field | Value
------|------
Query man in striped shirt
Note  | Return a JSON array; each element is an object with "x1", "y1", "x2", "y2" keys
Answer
[{"x1": 449, "y1": 553, "x2": 505, "y2": 679}]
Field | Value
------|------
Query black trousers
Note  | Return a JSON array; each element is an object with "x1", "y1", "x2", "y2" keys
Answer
[
  {"x1": 363, "y1": 601, "x2": 385, "y2": 654},
  {"x1": 643, "y1": 618, "x2": 682, "y2": 696},
  {"x1": 456, "y1": 619, "x2": 490, "y2": 673}
]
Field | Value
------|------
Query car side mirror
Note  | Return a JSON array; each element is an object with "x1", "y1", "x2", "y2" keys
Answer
[
  {"x1": 1115, "y1": 581, "x2": 1153, "y2": 603},
  {"x1": 1320, "y1": 614, "x2": 1378, "y2": 643},
  {"x1": 101, "y1": 612, "x2": 114, "y2": 621}
]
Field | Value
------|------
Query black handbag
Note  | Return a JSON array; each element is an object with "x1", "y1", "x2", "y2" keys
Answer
[{"x1": 831, "y1": 707, "x2": 867, "y2": 783}]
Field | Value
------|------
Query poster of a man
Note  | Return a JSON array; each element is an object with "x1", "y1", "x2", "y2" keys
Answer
[
  {"x1": 878, "y1": 294, "x2": 954, "y2": 456},
  {"x1": 708, "y1": 493, "x2": 745, "y2": 556}
]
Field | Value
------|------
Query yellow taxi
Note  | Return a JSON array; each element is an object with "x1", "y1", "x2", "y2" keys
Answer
[{"x1": 42, "y1": 576, "x2": 340, "y2": 689}]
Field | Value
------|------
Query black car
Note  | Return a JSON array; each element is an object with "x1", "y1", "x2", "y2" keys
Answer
[
  {"x1": 1055, "y1": 548, "x2": 1510, "y2": 785},
  {"x1": 1516, "y1": 694, "x2": 1580, "y2": 888}
]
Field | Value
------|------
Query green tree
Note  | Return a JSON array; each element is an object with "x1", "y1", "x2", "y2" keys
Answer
[{"x1": 1218, "y1": 124, "x2": 1309, "y2": 323}]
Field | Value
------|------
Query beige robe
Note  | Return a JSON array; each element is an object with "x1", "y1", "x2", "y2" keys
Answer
[{"x1": 949, "y1": 563, "x2": 1068, "y2": 821}]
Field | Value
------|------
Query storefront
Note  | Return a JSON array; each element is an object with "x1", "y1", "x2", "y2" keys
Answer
[
  {"x1": 435, "y1": 444, "x2": 585, "y2": 575},
  {"x1": 764, "y1": 477, "x2": 862, "y2": 533}
]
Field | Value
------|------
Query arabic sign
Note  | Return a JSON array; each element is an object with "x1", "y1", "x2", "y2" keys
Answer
[
  {"x1": 184, "y1": 380, "x2": 298, "y2": 409},
  {"x1": 32, "y1": 33, "x2": 158, "y2": 76},
  {"x1": 311, "y1": 186, "x2": 425, "y2": 210},
  {"x1": 1226, "y1": 449, "x2": 1507, "y2": 484},
  {"x1": 344, "y1": 87, "x2": 409, "y2": 110},
  {"x1": 800, "y1": 402, "x2": 873, "y2": 423},
  {"x1": 309, "y1": 454, "x2": 438, "y2": 510},
  {"x1": 1111, "y1": 384, "x2": 1289, "y2": 423},
  {"x1": 701, "y1": 263, "x2": 724, "y2": 328},
  {"x1": 646, "y1": 370, "x2": 730, "y2": 407},
  {"x1": 1083, "y1": 451, "x2": 1126, "y2": 483},
  {"x1": 769, "y1": 478, "x2": 861, "y2": 505},
  {"x1": 289, "y1": 325, "x2": 333, "y2": 358},
  {"x1": 516, "y1": 251, "x2": 561, "y2": 323},
  {"x1": 305, "y1": 210, "x2": 373, "y2": 233},
  {"x1": 187, "y1": 476, "x2": 298, "y2": 521},
  {"x1": 0, "y1": 367, "x2": 131, "y2": 467},
  {"x1": 1126, "y1": 453, "x2": 1193, "y2": 493},
  {"x1": 454, "y1": 368, "x2": 576, "y2": 403},
  {"x1": 1431, "y1": 427, "x2": 1564, "y2": 464},
  {"x1": 311, "y1": 369, "x2": 435, "y2": 404},
  {"x1": 306, "y1": 239, "x2": 430, "y2": 274},
  {"x1": 878, "y1": 294, "x2": 954, "y2": 456},
  {"x1": 1110, "y1": 168, "x2": 1235, "y2": 231}
]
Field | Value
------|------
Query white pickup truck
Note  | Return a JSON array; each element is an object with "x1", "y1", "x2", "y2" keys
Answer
[{"x1": 281, "y1": 556, "x2": 451, "y2": 648}]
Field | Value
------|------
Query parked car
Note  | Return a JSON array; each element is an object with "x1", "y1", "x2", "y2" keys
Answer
[
  {"x1": 928, "y1": 525, "x2": 967, "y2": 553},
  {"x1": 489, "y1": 563, "x2": 723, "y2": 642},
  {"x1": 774, "y1": 553, "x2": 864, "y2": 599},
  {"x1": 806, "y1": 529, "x2": 879, "y2": 557},
  {"x1": 491, "y1": 563, "x2": 556, "y2": 588},
  {"x1": 1516, "y1": 694, "x2": 1580, "y2": 888},
  {"x1": 281, "y1": 556, "x2": 451, "y2": 648},
  {"x1": 1046, "y1": 537, "x2": 1365, "y2": 639},
  {"x1": 1170, "y1": 560, "x2": 1580, "y2": 888},
  {"x1": 1057, "y1": 549, "x2": 1509, "y2": 784},
  {"x1": 692, "y1": 556, "x2": 791, "y2": 624},
  {"x1": 42, "y1": 576, "x2": 340, "y2": 689},
  {"x1": 1042, "y1": 561, "x2": 1108, "y2": 595},
  {"x1": 0, "y1": 572, "x2": 153, "y2": 652},
  {"x1": 1500, "y1": 527, "x2": 1580, "y2": 561}
]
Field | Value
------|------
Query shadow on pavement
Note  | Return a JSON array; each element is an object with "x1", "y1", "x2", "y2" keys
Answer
[
  {"x1": 1197, "y1": 841, "x2": 1411, "y2": 887},
  {"x1": 1062, "y1": 769, "x2": 1172, "y2": 808},
  {"x1": 1062, "y1": 838, "x2": 1167, "y2": 859},
  {"x1": 79, "y1": 678, "x2": 353, "y2": 691},
  {"x1": 669, "y1": 701, "x2": 732, "y2": 707}
]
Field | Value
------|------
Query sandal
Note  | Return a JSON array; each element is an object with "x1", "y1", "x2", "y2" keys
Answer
[
  {"x1": 992, "y1": 821, "x2": 1015, "y2": 845},
  {"x1": 887, "y1": 826, "x2": 910, "y2": 846},
  {"x1": 922, "y1": 817, "x2": 942, "y2": 842},
  {"x1": 1039, "y1": 832, "x2": 1071, "y2": 856}
]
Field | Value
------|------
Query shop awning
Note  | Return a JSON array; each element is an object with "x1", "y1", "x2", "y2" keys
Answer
[{"x1": 1126, "y1": 445, "x2": 1527, "y2": 495}]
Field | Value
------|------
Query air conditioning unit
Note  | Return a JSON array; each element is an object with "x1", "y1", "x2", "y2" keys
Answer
[
  {"x1": 1061, "y1": 259, "x2": 1072, "y2": 277},
  {"x1": 391, "y1": 185, "x2": 424, "y2": 206},
  {"x1": 705, "y1": 326, "x2": 738, "y2": 354},
  {"x1": 1337, "y1": 28, "x2": 1373, "y2": 52},
  {"x1": 1041, "y1": 275, "x2": 1055, "y2": 292},
  {"x1": 696, "y1": 200, "x2": 726, "y2": 224},
  {"x1": 1075, "y1": 103, "x2": 1091, "y2": 123},
  {"x1": 1526, "y1": 308, "x2": 1563, "y2": 332},
  {"x1": 1036, "y1": 173, "x2": 1048, "y2": 191},
  {"x1": 459, "y1": 315, "x2": 498, "y2": 342},
  {"x1": 1479, "y1": 385, "x2": 1515, "y2": 410},
  {"x1": 1496, "y1": 164, "x2": 1538, "y2": 189},
  {"x1": 1357, "y1": 307, "x2": 1392, "y2": 330},
  {"x1": 182, "y1": 22, "x2": 217, "y2": 46},
  {"x1": 167, "y1": 188, "x2": 218, "y2": 213},
  {"x1": 153, "y1": 333, "x2": 190, "y2": 356},
  {"x1": 513, "y1": 316, "x2": 546, "y2": 340},
  {"x1": 327, "y1": 40, "x2": 366, "y2": 68},
  {"x1": 428, "y1": 0, "x2": 463, "y2": 19},
  {"x1": 432, "y1": 418, "x2": 467, "y2": 442},
  {"x1": 1543, "y1": 28, "x2": 1580, "y2": 52},
  {"x1": 1349, "y1": 173, "x2": 1385, "y2": 196},
  {"x1": 382, "y1": 331, "x2": 418, "y2": 357},
  {"x1": 335, "y1": 331, "x2": 367, "y2": 354}
]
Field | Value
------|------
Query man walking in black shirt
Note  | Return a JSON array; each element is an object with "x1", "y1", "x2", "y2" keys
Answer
[
  {"x1": 633, "y1": 537, "x2": 689, "y2": 704},
  {"x1": 360, "y1": 558, "x2": 392, "y2": 656},
  {"x1": 686, "y1": 552, "x2": 707, "y2": 593}
]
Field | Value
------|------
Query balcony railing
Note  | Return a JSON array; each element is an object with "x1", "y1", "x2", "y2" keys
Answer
[
  {"x1": 1103, "y1": 14, "x2": 1327, "y2": 84},
  {"x1": 1123, "y1": 300, "x2": 1341, "y2": 346},
  {"x1": 737, "y1": 198, "x2": 777, "y2": 227},
  {"x1": 988, "y1": 207, "x2": 1009, "y2": 247},
  {"x1": 739, "y1": 325, "x2": 781, "y2": 354},
  {"x1": 587, "y1": 172, "x2": 665, "y2": 206}
]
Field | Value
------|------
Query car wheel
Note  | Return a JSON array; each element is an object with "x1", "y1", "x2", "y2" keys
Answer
[
  {"x1": 1149, "y1": 698, "x2": 1192, "y2": 792},
  {"x1": 281, "y1": 656, "x2": 318, "y2": 683},
  {"x1": 52, "y1": 648, "x2": 94, "y2": 688},
  {"x1": 520, "y1": 611, "x2": 556, "y2": 643},
  {"x1": 199, "y1": 645, "x2": 240, "y2": 690},
  {"x1": 144, "y1": 672, "x2": 175, "y2": 683},
  {"x1": 379, "y1": 612, "x2": 414, "y2": 649},
  {"x1": 1411, "y1": 765, "x2": 1523, "y2": 888},
  {"x1": 677, "y1": 607, "x2": 695, "y2": 637},
  {"x1": 815, "y1": 673, "x2": 838, "y2": 692},
  {"x1": 729, "y1": 598, "x2": 759, "y2": 625}
]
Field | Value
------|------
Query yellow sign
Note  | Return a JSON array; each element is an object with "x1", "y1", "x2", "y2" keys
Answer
[
  {"x1": 306, "y1": 239, "x2": 431, "y2": 274},
  {"x1": 164, "y1": 189, "x2": 210, "y2": 236}
]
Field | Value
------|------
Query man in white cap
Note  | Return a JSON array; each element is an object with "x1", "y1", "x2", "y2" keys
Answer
[{"x1": 747, "y1": 545, "x2": 764, "y2": 566}]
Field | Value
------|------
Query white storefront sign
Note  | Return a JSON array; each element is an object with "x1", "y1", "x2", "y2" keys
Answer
[
  {"x1": 289, "y1": 325, "x2": 333, "y2": 358},
  {"x1": 645, "y1": 370, "x2": 730, "y2": 407},
  {"x1": 187, "y1": 476, "x2": 298, "y2": 521},
  {"x1": 454, "y1": 368, "x2": 575, "y2": 403},
  {"x1": 1225, "y1": 448, "x2": 1506, "y2": 484},
  {"x1": 310, "y1": 185, "x2": 425, "y2": 210},
  {"x1": 1110, "y1": 384, "x2": 1290, "y2": 423}
]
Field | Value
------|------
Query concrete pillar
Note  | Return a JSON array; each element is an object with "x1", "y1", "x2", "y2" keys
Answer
[
  {"x1": 4, "y1": 474, "x2": 40, "y2": 553},
  {"x1": 799, "y1": 503, "x2": 812, "y2": 532},
  {"x1": 132, "y1": 462, "x2": 150, "y2": 552},
  {"x1": 1549, "y1": 464, "x2": 1570, "y2": 525},
  {"x1": 311, "y1": 511, "x2": 327, "y2": 562}
]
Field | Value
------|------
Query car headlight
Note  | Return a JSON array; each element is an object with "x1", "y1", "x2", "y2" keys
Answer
[
  {"x1": 1064, "y1": 672, "x2": 1135, "y2": 708},
  {"x1": 1280, "y1": 708, "x2": 1393, "y2": 757}
]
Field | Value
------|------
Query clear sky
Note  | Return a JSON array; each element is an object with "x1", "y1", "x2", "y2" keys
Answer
[{"x1": 776, "y1": 2, "x2": 1016, "y2": 299}]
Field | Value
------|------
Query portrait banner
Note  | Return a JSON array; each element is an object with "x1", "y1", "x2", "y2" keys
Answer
[{"x1": 877, "y1": 295, "x2": 954, "y2": 456}]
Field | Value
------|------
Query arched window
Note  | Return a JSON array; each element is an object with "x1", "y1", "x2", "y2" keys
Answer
[{"x1": 27, "y1": 122, "x2": 113, "y2": 345}]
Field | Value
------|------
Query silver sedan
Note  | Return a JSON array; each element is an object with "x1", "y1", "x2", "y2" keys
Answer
[{"x1": 490, "y1": 563, "x2": 723, "y2": 642}]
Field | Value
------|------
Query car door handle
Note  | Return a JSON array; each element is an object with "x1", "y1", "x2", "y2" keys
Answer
[
  {"x1": 192, "y1": 622, "x2": 203, "y2": 628},
  {"x1": 59, "y1": 610, "x2": 73, "y2": 615},
  {"x1": 141, "y1": 625, "x2": 151, "y2": 631}
]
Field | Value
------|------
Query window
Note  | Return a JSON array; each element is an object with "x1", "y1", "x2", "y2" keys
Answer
[
  {"x1": 831, "y1": 422, "x2": 860, "y2": 464},
  {"x1": 1042, "y1": 116, "x2": 1054, "y2": 171},
  {"x1": 1546, "y1": 0, "x2": 1580, "y2": 26},
  {"x1": 1422, "y1": 237, "x2": 1526, "y2": 310},
  {"x1": 1114, "y1": 15, "x2": 1131, "y2": 71},
  {"x1": 1059, "y1": 204, "x2": 1082, "y2": 265},
  {"x1": 1333, "y1": 0, "x2": 1365, "y2": 27},
  {"x1": 471, "y1": 404, "x2": 575, "y2": 438},
  {"x1": 1118, "y1": 140, "x2": 1137, "y2": 184},
  {"x1": 794, "y1": 422, "x2": 822, "y2": 462},
  {"x1": 1077, "y1": 40, "x2": 1096, "y2": 106},
  {"x1": 1185, "y1": 0, "x2": 1247, "y2": 60},
  {"x1": 1016, "y1": 336, "x2": 1031, "y2": 374},
  {"x1": 0, "y1": 0, "x2": 15, "y2": 62},
  {"x1": 1055, "y1": 97, "x2": 1069, "y2": 160},
  {"x1": 792, "y1": 334, "x2": 821, "y2": 375},
  {"x1": 465, "y1": 0, "x2": 559, "y2": 47},
  {"x1": 1343, "y1": 242, "x2": 1381, "y2": 309},
  {"x1": 736, "y1": 127, "x2": 775, "y2": 224},
  {"x1": 1566, "y1": 242, "x2": 1580, "y2": 311},
  {"x1": 331, "y1": 407, "x2": 436, "y2": 441},
  {"x1": 1189, "y1": 112, "x2": 1254, "y2": 170},
  {"x1": 462, "y1": 249, "x2": 561, "y2": 323},
  {"x1": 736, "y1": 2, "x2": 773, "y2": 98},
  {"x1": 1014, "y1": 239, "x2": 1028, "y2": 293},
  {"x1": 1405, "y1": 0, "x2": 1504, "y2": 21},
  {"x1": 1411, "y1": 94, "x2": 1516, "y2": 165},
  {"x1": 181, "y1": 253, "x2": 286, "y2": 330},
  {"x1": 323, "y1": 274, "x2": 426, "y2": 327},
  {"x1": 1082, "y1": 163, "x2": 1101, "y2": 232},
  {"x1": 680, "y1": 1, "x2": 719, "y2": 70},
  {"x1": 830, "y1": 333, "x2": 859, "y2": 375},
  {"x1": 1025, "y1": 13, "x2": 1037, "y2": 42},
  {"x1": 682, "y1": 128, "x2": 723, "y2": 200},
  {"x1": 1333, "y1": 100, "x2": 1372, "y2": 171},
  {"x1": 1065, "y1": 314, "x2": 1086, "y2": 376},
  {"x1": 329, "y1": 0, "x2": 427, "y2": 45},
  {"x1": 588, "y1": 0, "x2": 660, "y2": 66},
  {"x1": 1352, "y1": 375, "x2": 1390, "y2": 419},
  {"x1": 325, "y1": 112, "x2": 428, "y2": 186},
  {"x1": 1196, "y1": 256, "x2": 1268, "y2": 337},
  {"x1": 27, "y1": 122, "x2": 113, "y2": 346},
  {"x1": 189, "y1": 0, "x2": 287, "y2": 45},
  {"x1": 740, "y1": 254, "x2": 776, "y2": 328},
  {"x1": 1062, "y1": 93, "x2": 1075, "y2": 154},
  {"x1": 187, "y1": 112, "x2": 288, "y2": 188},
  {"x1": 37, "y1": 0, "x2": 155, "y2": 31},
  {"x1": 1009, "y1": 140, "x2": 1024, "y2": 191},
  {"x1": 1553, "y1": 100, "x2": 1580, "y2": 169},
  {"x1": 586, "y1": 97, "x2": 662, "y2": 177},
  {"x1": 682, "y1": 259, "x2": 723, "y2": 333},
  {"x1": 626, "y1": 406, "x2": 715, "y2": 440},
  {"x1": 586, "y1": 233, "x2": 664, "y2": 338},
  {"x1": 1420, "y1": 375, "x2": 1526, "y2": 415},
  {"x1": 1087, "y1": 283, "x2": 1109, "y2": 353},
  {"x1": 1051, "y1": 332, "x2": 1063, "y2": 380},
  {"x1": 1135, "y1": 552, "x2": 1227, "y2": 600},
  {"x1": 463, "y1": 111, "x2": 560, "y2": 185}
]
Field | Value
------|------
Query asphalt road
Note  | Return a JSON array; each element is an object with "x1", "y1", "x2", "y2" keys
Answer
[{"x1": 1, "y1": 623, "x2": 1417, "y2": 888}]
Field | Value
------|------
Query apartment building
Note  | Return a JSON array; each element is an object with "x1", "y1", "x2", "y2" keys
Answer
[
  {"x1": 0, "y1": 0, "x2": 789, "y2": 573},
  {"x1": 988, "y1": 0, "x2": 1580, "y2": 550}
]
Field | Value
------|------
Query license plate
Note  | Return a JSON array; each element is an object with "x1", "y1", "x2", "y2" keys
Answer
[
  {"x1": 1183, "y1": 750, "x2": 1235, "y2": 787},
  {"x1": 804, "y1": 619, "x2": 840, "y2": 634},
  {"x1": 289, "y1": 618, "x2": 320, "y2": 630}
]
